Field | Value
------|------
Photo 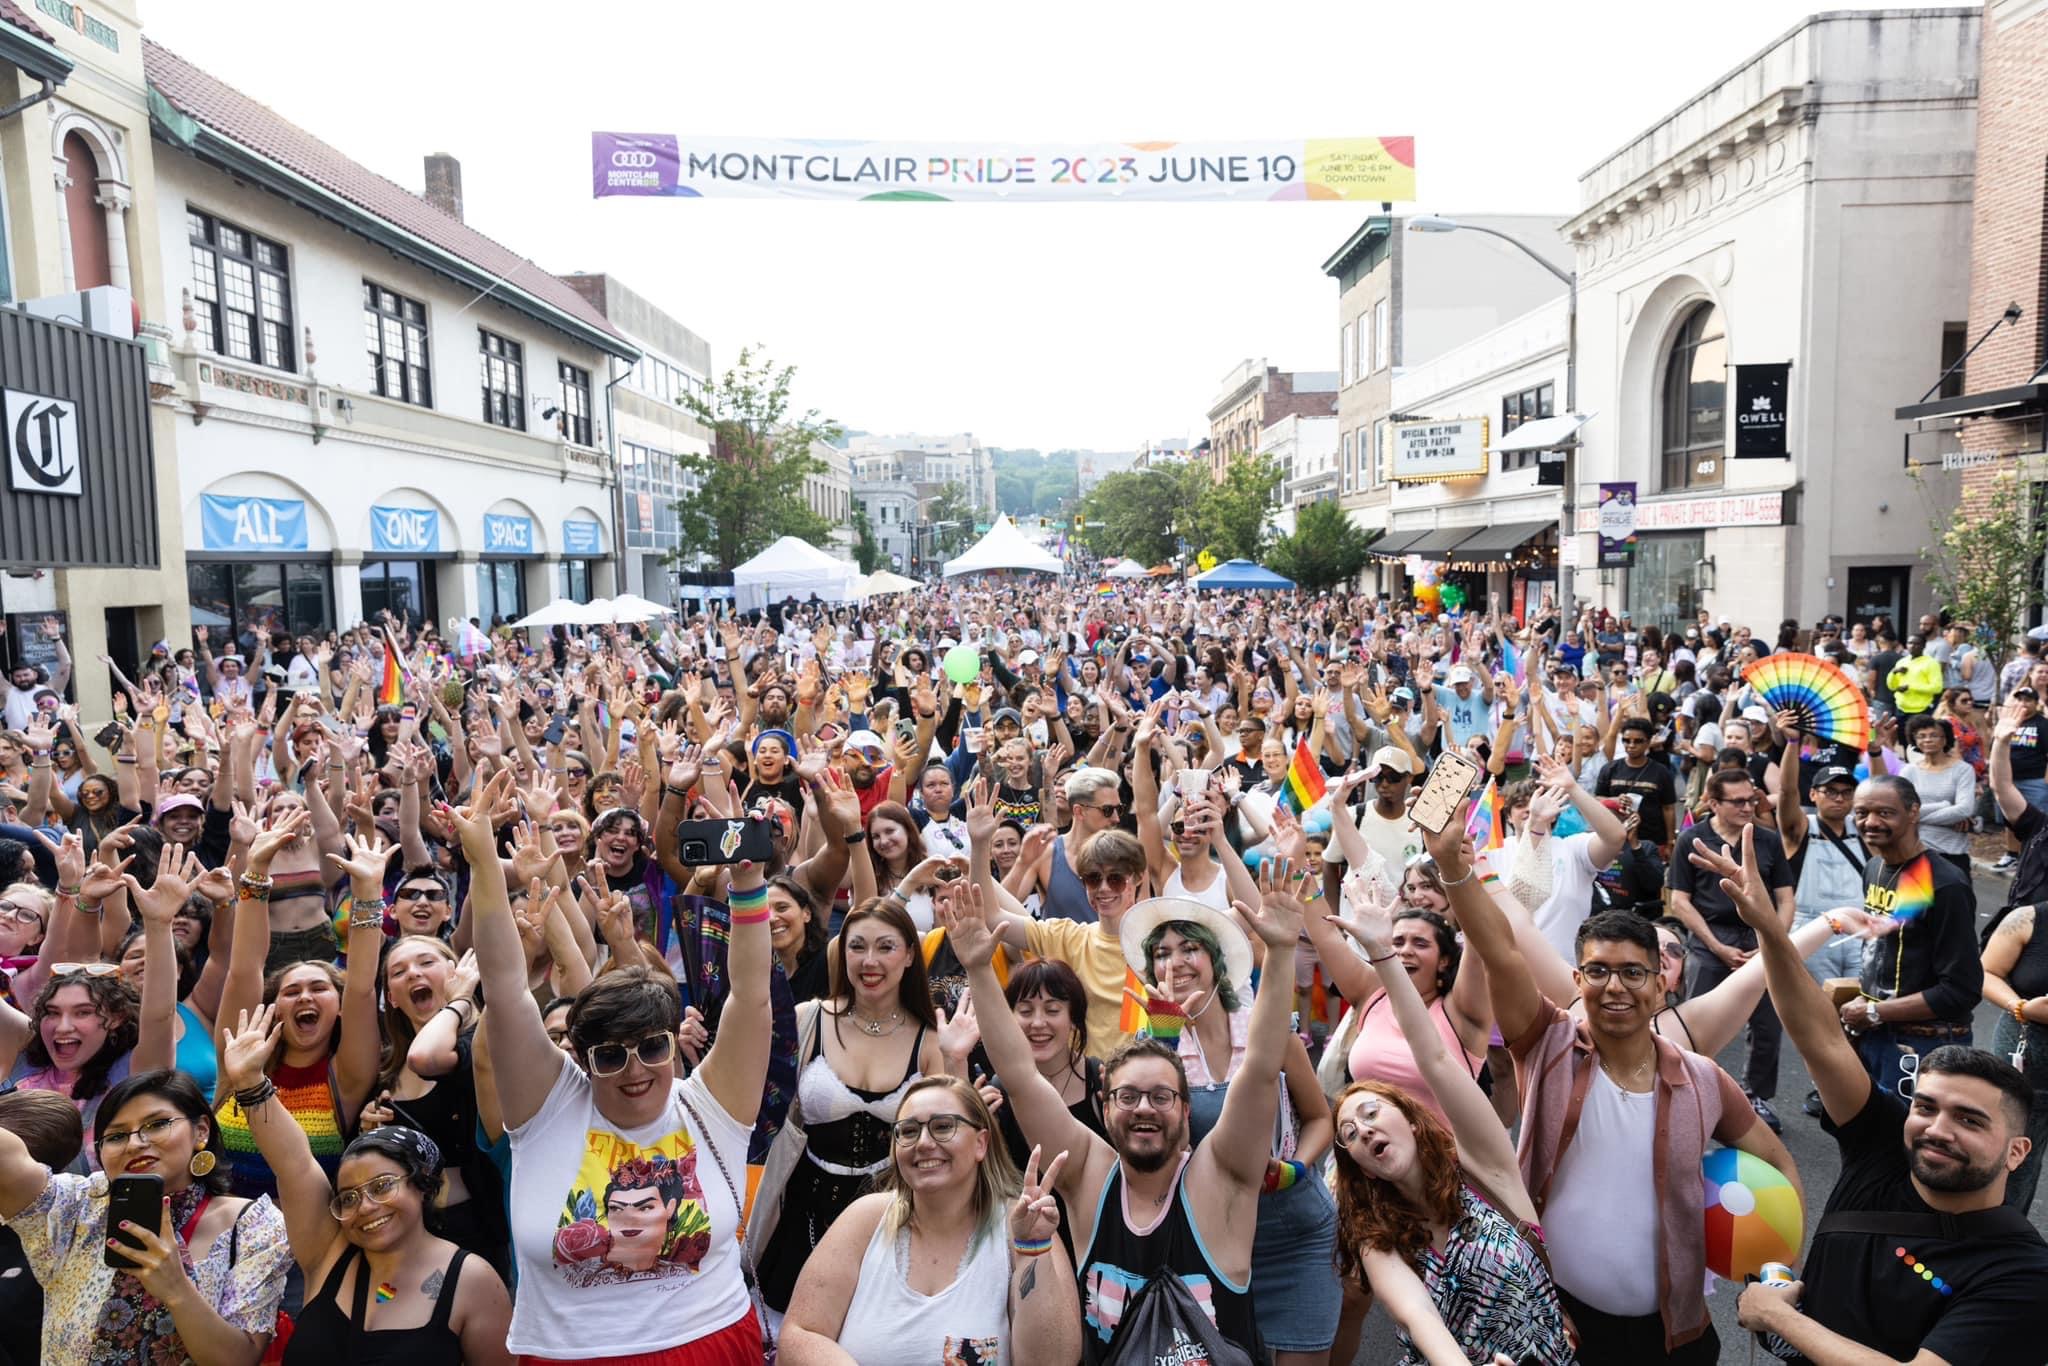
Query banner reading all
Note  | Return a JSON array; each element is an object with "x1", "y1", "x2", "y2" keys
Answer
[{"x1": 593, "y1": 134, "x2": 1415, "y2": 203}]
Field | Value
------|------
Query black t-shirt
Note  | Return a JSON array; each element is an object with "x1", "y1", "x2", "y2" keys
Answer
[
  {"x1": 1668, "y1": 821, "x2": 1794, "y2": 943},
  {"x1": 1794, "y1": 1089, "x2": 2048, "y2": 1364},
  {"x1": 1871, "y1": 649, "x2": 1904, "y2": 707},
  {"x1": 1595, "y1": 757, "x2": 1681, "y2": 843},
  {"x1": 1859, "y1": 850, "x2": 1981, "y2": 1020},
  {"x1": 2008, "y1": 717, "x2": 2048, "y2": 782},
  {"x1": 2007, "y1": 804, "x2": 2048, "y2": 917}
]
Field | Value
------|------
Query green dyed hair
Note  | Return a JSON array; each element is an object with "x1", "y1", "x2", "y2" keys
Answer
[{"x1": 1141, "y1": 919, "x2": 1241, "y2": 1012}]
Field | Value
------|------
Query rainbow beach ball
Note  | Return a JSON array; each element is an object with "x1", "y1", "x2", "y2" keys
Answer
[{"x1": 1702, "y1": 1146, "x2": 1803, "y2": 1280}]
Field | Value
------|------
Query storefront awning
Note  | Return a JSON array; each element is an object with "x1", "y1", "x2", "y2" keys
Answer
[
  {"x1": 1894, "y1": 378, "x2": 2048, "y2": 423},
  {"x1": 1490, "y1": 412, "x2": 1594, "y2": 453},
  {"x1": 1368, "y1": 530, "x2": 1428, "y2": 558},
  {"x1": 1406, "y1": 527, "x2": 1485, "y2": 560},
  {"x1": 1446, "y1": 520, "x2": 1553, "y2": 562}
]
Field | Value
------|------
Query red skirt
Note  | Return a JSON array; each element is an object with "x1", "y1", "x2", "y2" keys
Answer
[{"x1": 520, "y1": 1308, "x2": 764, "y2": 1366}]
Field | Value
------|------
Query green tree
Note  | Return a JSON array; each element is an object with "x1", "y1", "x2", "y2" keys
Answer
[
  {"x1": 1079, "y1": 467, "x2": 1198, "y2": 565},
  {"x1": 925, "y1": 482, "x2": 977, "y2": 556},
  {"x1": 670, "y1": 345, "x2": 839, "y2": 570},
  {"x1": 1918, "y1": 469, "x2": 2048, "y2": 666},
  {"x1": 1267, "y1": 500, "x2": 1379, "y2": 592},
  {"x1": 852, "y1": 502, "x2": 881, "y2": 574},
  {"x1": 1198, "y1": 454, "x2": 1285, "y2": 562}
]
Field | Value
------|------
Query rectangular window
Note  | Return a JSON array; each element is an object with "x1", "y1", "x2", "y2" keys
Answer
[
  {"x1": 479, "y1": 329, "x2": 525, "y2": 429},
  {"x1": 559, "y1": 362, "x2": 593, "y2": 445},
  {"x1": 190, "y1": 211, "x2": 294, "y2": 371},
  {"x1": 1939, "y1": 322, "x2": 1968, "y2": 401},
  {"x1": 1341, "y1": 322, "x2": 1355, "y2": 386},
  {"x1": 1498, "y1": 382, "x2": 1556, "y2": 471},
  {"x1": 364, "y1": 282, "x2": 431, "y2": 406},
  {"x1": 1374, "y1": 299, "x2": 1391, "y2": 371}
]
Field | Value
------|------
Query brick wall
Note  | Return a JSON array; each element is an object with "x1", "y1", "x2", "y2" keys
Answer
[{"x1": 1961, "y1": 1, "x2": 2048, "y2": 517}]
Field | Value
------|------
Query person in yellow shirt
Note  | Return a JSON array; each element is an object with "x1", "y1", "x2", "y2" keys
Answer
[{"x1": 1886, "y1": 635, "x2": 1945, "y2": 716}]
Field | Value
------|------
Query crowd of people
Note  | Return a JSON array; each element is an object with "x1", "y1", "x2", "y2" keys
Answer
[{"x1": 0, "y1": 585, "x2": 2041, "y2": 1365}]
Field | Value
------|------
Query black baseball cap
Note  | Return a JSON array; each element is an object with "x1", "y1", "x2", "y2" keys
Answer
[{"x1": 1812, "y1": 765, "x2": 1857, "y2": 789}]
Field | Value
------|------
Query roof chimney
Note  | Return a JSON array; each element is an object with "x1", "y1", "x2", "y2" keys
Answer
[{"x1": 423, "y1": 153, "x2": 463, "y2": 222}]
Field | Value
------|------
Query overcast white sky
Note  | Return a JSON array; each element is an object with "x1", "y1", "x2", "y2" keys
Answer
[{"x1": 145, "y1": 0, "x2": 1852, "y2": 451}]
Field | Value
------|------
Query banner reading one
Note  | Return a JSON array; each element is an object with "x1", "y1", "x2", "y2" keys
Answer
[{"x1": 593, "y1": 134, "x2": 1415, "y2": 203}]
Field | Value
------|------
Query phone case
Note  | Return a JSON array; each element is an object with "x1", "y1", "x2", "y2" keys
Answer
[
  {"x1": 1410, "y1": 752, "x2": 1482, "y2": 835},
  {"x1": 105, "y1": 1173, "x2": 164, "y2": 1269},
  {"x1": 672, "y1": 817, "x2": 776, "y2": 866}
]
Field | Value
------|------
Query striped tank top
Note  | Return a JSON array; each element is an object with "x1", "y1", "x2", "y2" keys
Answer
[{"x1": 215, "y1": 1055, "x2": 346, "y2": 1198}]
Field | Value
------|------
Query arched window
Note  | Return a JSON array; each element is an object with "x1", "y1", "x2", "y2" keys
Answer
[
  {"x1": 1660, "y1": 302, "x2": 1726, "y2": 490},
  {"x1": 62, "y1": 132, "x2": 110, "y2": 290}
]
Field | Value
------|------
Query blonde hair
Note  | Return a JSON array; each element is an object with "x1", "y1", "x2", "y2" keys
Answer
[{"x1": 873, "y1": 1075, "x2": 1019, "y2": 1245}]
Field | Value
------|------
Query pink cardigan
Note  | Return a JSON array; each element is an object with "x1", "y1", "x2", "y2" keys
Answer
[{"x1": 1508, "y1": 1001, "x2": 1752, "y2": 1353}]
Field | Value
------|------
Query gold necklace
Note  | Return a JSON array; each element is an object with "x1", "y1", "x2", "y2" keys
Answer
[{"x1": 1599, "y1": 1051, "x2": 1652, "y2": 1089}]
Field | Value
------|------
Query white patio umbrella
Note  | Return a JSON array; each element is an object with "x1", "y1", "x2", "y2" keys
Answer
[
  {"x1": 513, "y1": 599, "x2": 591, "y2": 628},
  {"x1": 856, "y1": 569, "x2": 921, "y2": 597}
]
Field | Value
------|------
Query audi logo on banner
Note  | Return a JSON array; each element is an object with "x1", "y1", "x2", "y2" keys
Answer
[{"x1": 611, "y1": 150, "x2": 658, "y2": 168}]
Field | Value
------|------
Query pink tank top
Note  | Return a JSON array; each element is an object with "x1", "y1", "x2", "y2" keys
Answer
[{"x1": 1345, "y1": 990, "x2": 1485, "y2": 1126}]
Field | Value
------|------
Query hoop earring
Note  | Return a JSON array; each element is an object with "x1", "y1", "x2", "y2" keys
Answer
[{"x1": 188, "y1": 1150, "x2": 217, "y2": 1178}]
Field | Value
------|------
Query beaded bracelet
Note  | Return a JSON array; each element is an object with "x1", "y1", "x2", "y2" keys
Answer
[
  {"x1": 349, "y1": 899, "x2": 388, "y2": 929},
  {"x1": 1010, "y1": 1235, "x2": 1053, "y2": 1258},
  {"x1": 237, "y1": 876, "x2": 273, "y2": 901},
  {"x1": 234, "y1": 1078, "x2": 277, "y2": 1110},
  {"x1": 58, "y1": 884, "x2": 80, "y2": 899}
]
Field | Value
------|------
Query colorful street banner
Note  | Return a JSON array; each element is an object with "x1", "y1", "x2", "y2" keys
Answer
[
  {"x1": 483, "y1": 513, "x2": 536, "y2": 555},
  {"x1": 593, "y1": 134, "x2": 1415, "y2": 203},
  {"x1": 201, "y1": 494, "x2": 307, "y2": 552},
  {"x1": 1597, "y1": 482, "x2": 1637, "y2": 569},
  {"x1": 370, "y1": 504, "x2": 440, "y2": 555}
]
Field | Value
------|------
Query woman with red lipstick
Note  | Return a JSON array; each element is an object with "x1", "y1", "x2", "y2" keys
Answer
[{"x1": 0, "y1": 1067, "x2": 291, "y2": 1364}]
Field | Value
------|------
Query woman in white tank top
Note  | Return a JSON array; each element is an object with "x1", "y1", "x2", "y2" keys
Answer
[{"x1": 779, "y1": 1076, "x2": 1080, "y2": 1366}]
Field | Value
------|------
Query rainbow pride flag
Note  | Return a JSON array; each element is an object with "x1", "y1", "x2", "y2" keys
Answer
[
  {"x1": 377, "y1": 646, "x2": 404, "y2": 708},
  {"x1": 1117, "y1": 968, "x2": 1151, "y2": 1036},
  {"x1": 1095, "y1": 582, "x2": 1115, "y2": 598},
  {"x1": 1880, "y1": 853, "x2": 1936, "y2": 925},
  {"x1": 1281, "y1": 738, "x2": 1327, "y2": 814},
  {"x1": 1501, "y1": 638, "x2": 1527, "y2": 685},
  {"x1": 1467, "y1": 777, "x2": 1505, "y2": 852}
]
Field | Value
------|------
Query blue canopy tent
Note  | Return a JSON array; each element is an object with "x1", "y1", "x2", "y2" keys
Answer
[{"x1": 1192, "y1": 558, "x2": 1294, "y2": 591}]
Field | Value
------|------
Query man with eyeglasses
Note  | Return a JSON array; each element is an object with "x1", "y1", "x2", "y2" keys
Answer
[
  {"x1": 948, "y1": 856, "x2": 1309, "y2": 1364},
  {"x1": 1457, "y1": 801, "x2": 1797, "y2": 1365},
  {"x1": 1596, "y1": 716, "x2": 1680, "y2": 852},
  {"x1": 1690, "y1": 829, "x2": 2048, "y2": 1366},
  {"x1": 1669, "y1": 768, "x2": 1797, "y2": 1125}
]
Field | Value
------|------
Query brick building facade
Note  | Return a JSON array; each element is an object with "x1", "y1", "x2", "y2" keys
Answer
[{"x1": 1204, "y1": 360, "x2": 1337, "y2": 481}]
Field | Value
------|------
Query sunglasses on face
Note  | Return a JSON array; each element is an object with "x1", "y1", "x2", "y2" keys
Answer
[
  {"x1": 398, "y1": 886, "x2": 449, "y2": 903},
  {"x1": 1080, "y1": 870, "x2": 1132, "y2": 893},
  {"x1": 1082, "y1": 802, "x2": 1123, "y2": 818},
  {"x1": 587, "y1": 1031, "x2": 677, "y2": 1077}
]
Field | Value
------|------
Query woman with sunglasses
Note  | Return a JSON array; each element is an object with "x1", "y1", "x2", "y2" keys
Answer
[
  {"x1": 779, "y1": 1077, "x2": 1081, "y2": 1366},
  {"x1": 752, "y1": 896, "x2": 944, "y2": 1326},
  {"x1": 0, "y1": 1066, "x2": 291, "y2": 1365},
  {"x1": 218, "y1": 1005, "x2": 515, "y2": 1365},
  {"x1": 0, "y1": 882, "x2": 48, "y2": 994},
  {"x1": 463, "y1": 769, "x2": 777, "y2": 1362}
]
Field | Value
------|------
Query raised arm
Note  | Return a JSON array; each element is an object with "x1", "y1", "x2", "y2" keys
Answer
[
  {"x1": 1431, "y1": 796, "x2": 1545, "y2": 1046},
  {"x1": 219, "y1": 1003, "x2": 342, "y2": 1274},
  {"x1": 329, "y1": 832, "x2": 398, "y2": 1122},
  {"x1": 129, "y1": 843, "x2": 203, "y2": 1074},
  {"x1": 692, "y1": 824, "x2": 772, "y2": 1125},
  {"x1": 1773, "y1": 711, "x2": 1810, "y2": 853},
  {"x1": 1990, "y1": 700, "x2": 2031, "y2": 824},
  {"x1": 1688, "y1": 825, "x2": 1872, "y2": 1126},
  {"x1": 213, "y1": 802, "x2": 283, "y2": 1041},
  {"x1": 1198, "y1": 860, "x2": 1305, "y2": 1190}
]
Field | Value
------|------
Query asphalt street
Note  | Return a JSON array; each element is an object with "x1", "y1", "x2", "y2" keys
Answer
[{"x1": 1350, "y1": 863, "x2": 2036, "y2": 1365}]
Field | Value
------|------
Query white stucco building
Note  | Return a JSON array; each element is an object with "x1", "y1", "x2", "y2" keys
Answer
[
  {"x1": 1564, "y1": 8, "x2": 1974, "y2": 630},
  {"x1": 148, "y1": 43, "x2": 636, "y2": 635},
  {"x1": 1262, "y1": 412, "x2": 1340, "y2": 528}
]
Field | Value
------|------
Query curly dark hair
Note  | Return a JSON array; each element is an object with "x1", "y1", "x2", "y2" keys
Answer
[
  {"x1": 1329, "y1": 1080, "x2": 1462, "y2": 1273},
  {"x1": 23, "y1": 970, "x2": 138, "y2": 1103}
]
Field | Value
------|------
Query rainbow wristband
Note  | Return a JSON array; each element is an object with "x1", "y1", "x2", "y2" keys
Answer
[
  {"x1": 728, "y1": 885, "x2": 770, "y2": 924},
  {"x1": 1138, "y1": 992, "x2": 1188, "y2": 1042},
  {"x1": 1010, "y1": 1235, "x2": 1053, "y2": 1257},
  {"x1": 1262, "y1": 1159, "x2": 1308, "y2": 1194}
]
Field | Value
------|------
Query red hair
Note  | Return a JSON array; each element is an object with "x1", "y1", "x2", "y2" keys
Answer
[{"x1": 1329, "y1": 1080, "x2": 1463, "y2": 1274}]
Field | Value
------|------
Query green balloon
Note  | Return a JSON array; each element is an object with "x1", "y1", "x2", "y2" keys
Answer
[
  {"x1": 943, "y1": 644, "x2": 981, "y2": 683},
  {"x1": 1440, "y1": 583, "x2": 1467, "y2": 610}
]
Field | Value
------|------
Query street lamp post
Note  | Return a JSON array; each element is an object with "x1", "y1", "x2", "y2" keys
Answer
[{"x1": 1408, "y1": 215, "x2": 1578, "y2": 621}]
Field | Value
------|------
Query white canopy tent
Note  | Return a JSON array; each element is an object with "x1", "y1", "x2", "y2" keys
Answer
[
  {"x1": 1103, "y1": 558, "x2": 1148, "y2": 580},
  {"x1": 732, "y1": 536, "x2": 861, "y2": 612},
  {"x1": 855, "y1": 569, "x2": 922, "y2": 598},
  {"x1": 512, "y1": 599, "x2": 590, "y2": 628},
  {"x1": 942, "y1": 515, "x2": 1064, "y2": 578}
]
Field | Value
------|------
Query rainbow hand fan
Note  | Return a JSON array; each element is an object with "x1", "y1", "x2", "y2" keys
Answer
[{"x1": 1742, "y1": 652, "x2": 1870, "y2": 751}]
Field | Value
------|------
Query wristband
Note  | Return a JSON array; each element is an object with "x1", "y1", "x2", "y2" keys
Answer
[
  {"x1": 1262, "y1": 1158, "x2": 1308, "y2": 1194},
  {"x1": 843, "y1": 831, "x2": 867, "y2": 845},
  {"x1": 237, "y1": 876, "x2": 273, "y2": 901},
  {"x1": 349, "y1": 899, "x2": 388, "y2": 929},
  {"x1": 78, "y1": 899, "x2": 102, "y2": 916},
  {"x1": 58, "y1": 883, "x2": 81, "y2": 898},
  {"x1": 728, "y1": 884, "x2": 770, "y2": 923},
  {"x1": 233, "y1": 1078, "x2": 277, "y2": 1110},
  {"x1": 1010, "y1": 1235, "x2": 1053, "y2": 1257}
]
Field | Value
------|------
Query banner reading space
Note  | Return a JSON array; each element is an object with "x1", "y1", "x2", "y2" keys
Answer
[{"x1": 593, "y1": 134, "x2": 1415, "y2": 203}]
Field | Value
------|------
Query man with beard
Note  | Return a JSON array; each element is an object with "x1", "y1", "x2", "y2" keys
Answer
[
  {"x1": 944, "y1": 855, "x2": 1309, "y2": 1364},
  {"x1": 1692, "y1": 828, "x2": 2048, "y2": 1365},
  {"x1": 1843, "y1": 775, "x2": 1980, "y2": 1096},
  {"x1": 840, "y1": 729, "x2": 894, "y2": 822}
]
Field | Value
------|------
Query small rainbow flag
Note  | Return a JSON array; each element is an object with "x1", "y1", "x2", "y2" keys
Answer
[
  {"x1": 1882, "y1": 853, "x2": 1936, "y2": 925},
  {"x1": 1095, "y1": 582, "x2": 1115, "y2": 598},
  {"x1": 1467, "y1": 777, "x2": 1505, "y2": 852},
  {"x1": 1281, "y1": 738, "x2": 1327, "y2": 814},
  {"x1": 1118, "y1": 968, "x2": 1151, "y2": 1036},
  {"x1": 1501, "y1": 638, "x2": 1528, "y2": 686},
  {"x1": 377, "y1": 646, "x2": 404, "y2": 708}
]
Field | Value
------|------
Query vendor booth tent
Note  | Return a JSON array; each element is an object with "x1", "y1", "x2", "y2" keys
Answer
[
  {"x1": 942, "y1": 515, "x2": 1064, "y2": 577},
  {"x1": 1103, "y1": 558, "x2": 1149, "y2": 579},
  {"x1": 732, "y1": 536, "x2": 860, "y2": 612},
  {"x1": 1192, "y1": 558, "x2": 1294, "y2": 591},
  {"x1": 855, "y1": 569, "x2": 922, "y2": 597}
]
